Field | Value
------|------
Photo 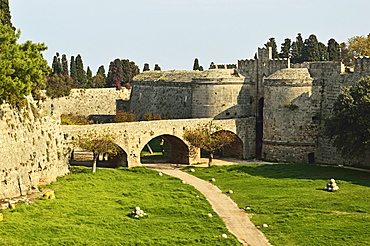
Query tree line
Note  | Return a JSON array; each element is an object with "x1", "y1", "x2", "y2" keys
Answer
[{"x1": 264, "y1": 33, "x2": 370, "y2": 66}]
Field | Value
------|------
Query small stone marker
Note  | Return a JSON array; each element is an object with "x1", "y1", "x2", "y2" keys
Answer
[
  {"x1": 190, "y1": 168, "x2": 195, "y2": 172},
  {"x1": 207, "y1": 213, "x2": 213, "y2": 217},
  {"x1": 210, "y1": 178, "x2": 216, "y2": 182},
  {"x1": 158, "y1": 172, "x2": 163, "y2": 176},
  {"x1": 221, "y1": 234, "x2": 228, "y2": 238},
  {"x1": 262, "y1": 224, "x2": 269, "y2": 228},
  {"x1": 181, "y1": 180, "x2": 187, "y2": 184},
  {"x1": 227, "y1": 190, "x2": 234, "y2": 194}
]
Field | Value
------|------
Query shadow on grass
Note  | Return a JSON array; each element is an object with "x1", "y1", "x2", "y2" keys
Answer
[{"x1": 227, "y1": 163, "x2": 370, "y2": 187}]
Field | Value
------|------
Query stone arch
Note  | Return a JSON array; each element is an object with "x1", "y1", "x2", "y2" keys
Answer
[
  {"x1": 106, "y1": 145, "x2": 128, "y2": 168},
  {"x1": 140, "y1": 134, "x2": 190, "y2": 165},
  {"x1": 213, "y1": 130, "x2": 244, "y2": 158}
]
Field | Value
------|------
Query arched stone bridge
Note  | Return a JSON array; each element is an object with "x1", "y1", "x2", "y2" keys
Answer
[{"x1": 62, "y1": 118, "x2": 255, "y2": 167}]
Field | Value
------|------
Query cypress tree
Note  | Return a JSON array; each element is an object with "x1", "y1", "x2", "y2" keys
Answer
[
  {"x1": 61, "y1": 54, "x2": 69, "y2": 76},
  {"x1": 0, "y1": 0, "x2": 14, "y2": 29},
  {"x1": 302, "y1": 34, "x2": 320, "y2": 62},
  {"x1": 154, "y1": 64, "x2": 161, "y2": 71},
  {"x1": 70, "y1": 56, "x2": 77, "y2": 80},
  {"x1": 106, "y1": 59, "x2": 123, "y2": 88},
  {"x1": 75, "y1": 54, "x2": 86, "y2": 87},
  {"x1": 143, "y1": 63, "x2": 150, "y2": 72},
  {"x1": 264, "y1": 37, "x2": 279, "y2": 58},
  {"x1": 296, "y1": 33, "x2": 304, "y2": 62},
  {"x1": 279, "y1": 38, "x2": 291, "y2": 58},
  {"x1": 318, "y1": 42, "x2": 329, "y2": 61},
  {"x1": 193, "y1": 58, "x2": 200, "y2": 70},
  {"x1": 86, "y1": 66, "x2": 92, "y2": 88},
  {"x1": 52, "y1": 53, "x2": 62, "y2": 74},
  {"x1": 328, "y1": 38, "x2": 340, "y2": 61},
  {"x1": 290, "y1": 41, "x2": 300, "y2": 63}
]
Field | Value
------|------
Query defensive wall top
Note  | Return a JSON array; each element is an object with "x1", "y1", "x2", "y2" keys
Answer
[
  {"x1": 264, "y1": 68, "x2": 314, "y2": 86},
  {"x1": 132, "y1": 69, "x2": 243, "y2": 83}
]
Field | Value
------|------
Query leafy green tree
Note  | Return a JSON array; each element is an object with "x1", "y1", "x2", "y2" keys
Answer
[
  {"x1": 143, "y1": 63, "x2": 150, "y2": 72},
  {"x1": 75, "y1": 54, "x2": 86, "y2": 87},
  {"x1": 91, "y1": 75, "x2": 106, "y2": 88},
  {"x1": 96, "y1": 65, "x2": 106, "y2": 78},
  {"x1": 328, "y1": 38, "x2": 340, "y2": 61},
  {"x1": 73, "y1": 129, "x2": 120, "y2": 173},
  {"x1": 183, "y1": 121, "x2": 235, "y2": 167},
  {"x1": 0, "y1": 0, "x2": 14, "y2": 29},
  {"x1": 325, "y1": 76, "x2": 370, "y2": 157},
  {"x1": 264, "y1": 37, "x2": 279, "y2": 58},
  {"x1": 154, "y1": 64, "x2": 161, "y2": 71},
  {"x1": 0, "y1": 22, "x2": 48, "y2": 107},
  {"x1": 279, "y1": 38, "x2": 291, "y2": 58},
  {"x1": 61, "y1": 54, "x2": 69, "y2": 76},
  {"x1": 348, "y1": 34, "x2": 370, "y2": 57},
  {"x1": 318, "y1": 42, "x2": 329, "y2": 61},
  {"x1": 45, "y1": 74, "x2": 73, "y2": 99}
]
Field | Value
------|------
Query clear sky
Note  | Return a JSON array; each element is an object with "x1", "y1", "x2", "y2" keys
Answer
[{"x1": 10, "y1": 0, "x2": 370, "y2": 73}]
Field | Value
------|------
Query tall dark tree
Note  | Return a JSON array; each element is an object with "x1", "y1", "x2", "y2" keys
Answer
[
  {"x1": 52, "y1": 52, "x2": 62, "y2": 74},
  {"x1": 296, "y1": 33, "x2": 304, "y2": 59},
  {"x1": 290, "y1": 41, "x2": 300, "y2": 63},
  {"x1": 96, "y1": 65, "x2": 106, "y2": 78},
  {"x1": 143, "y1": 63, "x2": 150, "y2": 72},
  {"x1": 340, "y1": 42, "x2": 352, "y2": 66},
  {"x1": 193, "y1": 58, "x2": 201, "y2": 70},
  {"x1": 0, "y1": 0, "x2": 14, "y2": 29},
  {"x1": 318, "y1": 42, "x2": 329, "y2": 61},
  {"x1": 154, "y1": 64, "x2": 161, "y2": 71},
  {"x1": 328, "y1": 38, "x2": 340, "y2": 61},
  {"x1": 279, "y1": 38, "x2": 291, "y2": 58},
  {"x1": 70, "y1": 56, "x2": 77, "y2": 80},
  {"x1": 75, "y1": 54, "x2": 86, "y2": 87},
  {"x1": 106, "y1": 59, "x2": 124, "y2": 88},
  {"x1": 302, "y1": 34, "x2": 320, "y2": 62},
  {"x1": 264, "y1": 37, "x2": 279, "y2": 58},
  {"x1": 86, "y1": 66, "x2": 93, "y2": 88},
  {"x1": 61, "y1": 54, "x2": 69, "y2": 76}
]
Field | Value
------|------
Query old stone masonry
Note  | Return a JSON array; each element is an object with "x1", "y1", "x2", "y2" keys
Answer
[{"x1": 2, "y1": 47, "x2": 370, "y2": 200}]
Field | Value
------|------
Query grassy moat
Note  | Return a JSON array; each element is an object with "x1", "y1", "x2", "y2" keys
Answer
[{"x1": 1, "y1": 163, "x2": 370, "y2": 245}]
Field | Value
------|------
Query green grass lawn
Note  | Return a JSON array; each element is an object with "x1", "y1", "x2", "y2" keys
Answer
[
  {"x1": 0, "y1": 167, "x2": 239, "y2": 246},
  {"x1": 183, "y1": 163, "x2": 370, "y2": 246}
]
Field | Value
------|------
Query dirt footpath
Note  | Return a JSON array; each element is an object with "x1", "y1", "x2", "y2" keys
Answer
[{"x1": 147, "y1": 162, "x2": 272, "y2": 246}]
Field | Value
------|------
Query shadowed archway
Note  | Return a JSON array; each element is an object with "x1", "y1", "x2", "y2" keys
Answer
[{"x1": 141, "y1": 134, "x2": 190, "y2": 165}]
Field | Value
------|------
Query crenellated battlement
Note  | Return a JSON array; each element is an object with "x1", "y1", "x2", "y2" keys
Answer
[
  {"x1": 354, "y1": 56, "x2": 370, "y2": 74},
  {"x1": 209, "y1": 64, "x2": 238, "y2": 69}
]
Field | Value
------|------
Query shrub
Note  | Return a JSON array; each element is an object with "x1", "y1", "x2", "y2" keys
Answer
[{"x1": 114, "y1": 111, "x2": 136, "y2": 122}]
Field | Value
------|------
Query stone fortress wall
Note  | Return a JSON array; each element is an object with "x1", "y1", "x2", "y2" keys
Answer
[
  {"x1": 0, "y1": 99, "x2": 69, "y2": 200},
  {"x1": 42, "y1": 88, "x2": 131, "y2": 118},
  {"x1": 45, "y1": 49, "x2": 370, "y2": 166},
  {"x1": 5, "y1": 47, "x2": 370, "y2": 201}
]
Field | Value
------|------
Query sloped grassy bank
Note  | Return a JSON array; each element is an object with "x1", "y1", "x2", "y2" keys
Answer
[
  {"x1": 0, "y1": 167, "x2": 239, "y2": 245},
  {"x1": 183, "y1": 163, "x2": 370, "y2": 246}
]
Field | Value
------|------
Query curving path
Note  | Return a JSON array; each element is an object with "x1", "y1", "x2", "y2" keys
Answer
[{"x1": 146, "y1": 163, "x2": 272, "y2": 246}]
